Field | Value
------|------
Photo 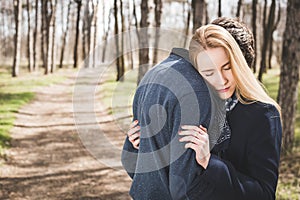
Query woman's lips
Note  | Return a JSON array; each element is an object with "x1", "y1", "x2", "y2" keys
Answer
[{"x1": 218, "y1": 87, "x2": 230, "y2": 93}]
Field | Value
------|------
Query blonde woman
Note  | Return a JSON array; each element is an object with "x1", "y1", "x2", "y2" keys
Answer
[
  {"x1": 126, "y1": 18, "x2": 282, "y2": 199},
  {"x1": 179, "y1": 23, "x2": 282, "y2": 199}
]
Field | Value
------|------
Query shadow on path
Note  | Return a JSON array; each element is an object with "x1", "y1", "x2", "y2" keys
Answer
[{"x1": 0, "y1": 70, "x2": 132, "y2": 200}]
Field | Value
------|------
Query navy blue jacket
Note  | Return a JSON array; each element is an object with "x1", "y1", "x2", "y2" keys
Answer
[
  {"x1": 122, "y1": 48, "x2": 216, "y2": 199},
  {"x1": 202, "y1": 102, "x2": 282, "y2": 200},
  {"x1": 121, "y1": 48, "x2": 282, "y2": 200}
]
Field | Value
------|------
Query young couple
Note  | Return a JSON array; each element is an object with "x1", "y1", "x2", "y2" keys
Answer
[{"x1": 121, "y1": 17, "x2": 282, "y2": 200}]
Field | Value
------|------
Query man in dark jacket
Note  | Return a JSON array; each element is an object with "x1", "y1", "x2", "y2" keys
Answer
[
  {"x1": 122, "y1": 17, "x2": 256, "y2": 199},
  {"x1": 121, "y1": 47, "x2": 222, "y2": 199}
]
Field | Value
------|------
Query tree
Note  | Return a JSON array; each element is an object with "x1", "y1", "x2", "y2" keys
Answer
[
  {"x1": 12, "y1": 0, "x2": 22, "y2": 77},
  {"x1": 114, "y1": 0, "x2": 125, "y2": 81},
  {"x1": 119, "y1": 0, "x2": 125, "y2": 72},
  {"x1": 183, "y1": 0, "x2": 191, "y2": 47},
  {"x1": 137, "y1": 0, "x2": 149, "y2": 84},
  {"x1": 153, "y1": 0, "x2": 162, "y2": 64},
  {"x1": 26, "y1": 0, "x2": 34, "y2": 72},
  {"x1": 82, "y1": 0, "x2": 89, "y2": 62},
  {"x1": 33, "y1": 0, "x2": 40, "y2": 71},
  {"x1": 252, "y1": 0, "x2": 257, "y2": 72},
  {"x1": 101, "y1": 8, "x2": 113, "y2": 63},
  {"x1": 41, "y1": 0, "x2": 46, "y2": 70},
  {"x1": 91, "y1": 0, "x2": 99, "y2": 68},
  {"x1": 50, "y1": 0, "x2": 57, "y2": 73},
  {"x1": 73, "y1": 0, "x2": 82, "y2": 68},
  {"x1": 44, "y1": 0, "x2": 56, "y2": 74},
  {"x1": 258, "y1": 0, "x2": 276, "y2": 81},
  {"x1": 218, "y1": 0, "x2": 222, "y2": 17},
  {"x1": 59, "y1": 0, "x2": 71, "y2": 68},
  {"x1": 268, "y1": 0, "x2": 281, "y2": 70},
  {"x1": 127, "y1": 1, "x2": 134, "y2": 69},
  {"x1": 236, "y1": 0, "x2": 243, "y2": 18},
  {"x1": 192, "y1": 0, "x2": 205, "y2": 32},
  {"x1": 277, "y1": 0, "x2": 300, "y2": 153}
]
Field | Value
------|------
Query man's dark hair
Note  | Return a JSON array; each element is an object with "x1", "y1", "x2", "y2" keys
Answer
[{"x1": 212, "y1": 17, "x2": 255, "y2": 68}]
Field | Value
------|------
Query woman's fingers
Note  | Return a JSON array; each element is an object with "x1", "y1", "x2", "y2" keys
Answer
[
  {"x1": 178, "y1": 130, "x2": 206, "y2": 139},
  {"x1": 181, "y1": 125, "x2": 202, "y2": 133},
  {"x1": 127, "y1": 125, "x2": 140, "y2": 137},
  {"x1": 130, "y1": 120, "x2": 138, "y2": 128},
  {"x1": 181, "y1": 125, "x2": 207, "y2": 135},
  {"x1": 129, "y1": 132, "x2": 140, "y2": 142},
  {"x1": 199, "y1": 125, "x2": 207, "y2": 132},
  {"x1": 179, "y1": 135, "x2": 203, "y2": 145},
  {"x1": 132, "y1": 138, "x2": 140, "y2": 149}
]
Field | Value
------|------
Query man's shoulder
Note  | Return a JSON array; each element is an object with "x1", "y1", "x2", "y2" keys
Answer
[{"x1": 142, "y1": 54, "x2": 204, "y2": 87}]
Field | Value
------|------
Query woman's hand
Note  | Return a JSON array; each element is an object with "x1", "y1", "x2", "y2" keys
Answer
[
  {"x1": 178, "y1": 125, "x2": 211, "y2": 169},
  {"x1": 127, "y1": 120, "x2": 140, "y2": 149}
]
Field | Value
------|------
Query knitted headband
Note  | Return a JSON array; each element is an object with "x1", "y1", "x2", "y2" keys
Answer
[{"x1": 212, "y1": 17, "x2": 255, "y2": 68}]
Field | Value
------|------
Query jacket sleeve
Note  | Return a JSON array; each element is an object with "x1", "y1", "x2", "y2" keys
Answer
[
  {"x1": 121, "y1": 89, "x2": 139, "y2": 179},
  {"x1": 121, "y1": 136, "x2": 138, "y2": 179},
  {"x1": 198, "y1": 105, "x2": 282, "y2": 200},
  {"x1": 168, "y1": 92, "x2": 213, "y2": 200}
]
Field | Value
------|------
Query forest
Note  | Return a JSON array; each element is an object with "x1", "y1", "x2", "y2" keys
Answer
[{"x1": 0, "y1": 0, "x2": 299, "y2": 199}]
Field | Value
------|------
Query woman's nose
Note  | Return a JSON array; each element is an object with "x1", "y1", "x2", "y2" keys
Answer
[{"x1": 217, "y1": 72, "x2": 228, "y2": 85}]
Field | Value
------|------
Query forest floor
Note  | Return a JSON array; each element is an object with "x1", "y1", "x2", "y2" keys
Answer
[{"x1": 0, "y1": 69, "x2": 132, "y2": 200}]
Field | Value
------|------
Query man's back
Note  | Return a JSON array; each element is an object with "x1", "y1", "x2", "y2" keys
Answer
[{"x1": 122, "y1": 48, "x2": 214, "y2": 199}]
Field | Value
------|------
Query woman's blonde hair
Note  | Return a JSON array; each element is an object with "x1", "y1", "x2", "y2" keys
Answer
[{"x1": 189, "y1": 24, "x2": 281, "y2": 113}]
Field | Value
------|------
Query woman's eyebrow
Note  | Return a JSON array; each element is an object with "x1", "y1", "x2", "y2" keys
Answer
[
  {"x1": 201, "y1": 68, "x2": 214, "y2": 72},
  {"x1": 221, "y1": 61, "x2": 230, "y2": 68},
  {"x1": 201, "y1": 61, "x2": 230, "y2": 72}
]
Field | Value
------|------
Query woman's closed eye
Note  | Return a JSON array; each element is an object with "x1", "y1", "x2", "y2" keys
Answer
[
  {"x1": 204, "y1": 72, "x2": 214, "y2": 76},
  {"x1": 223, "y1": 66, "x2": 231, "y2": 71}
]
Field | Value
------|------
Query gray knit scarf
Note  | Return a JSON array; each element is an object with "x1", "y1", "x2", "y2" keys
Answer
[{"x1": 212, "y1": 93, "x2": 238, "y2": 155}]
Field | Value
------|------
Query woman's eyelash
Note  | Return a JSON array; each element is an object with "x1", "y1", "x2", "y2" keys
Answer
[{"x1": 205, "y1": 72, "x2": 214, "y2": 76}]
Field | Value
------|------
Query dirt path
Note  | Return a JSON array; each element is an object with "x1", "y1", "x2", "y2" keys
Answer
[{"x1": 0, "y1": 70, "x2": 132, "y2": 200}]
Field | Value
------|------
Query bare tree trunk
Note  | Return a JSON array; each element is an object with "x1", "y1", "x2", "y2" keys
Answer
[
  {"x1": 50, "y1": 0, "x2": 57, "y2": 73},
  {"x1": 183, "y1": 0, "x2": 191, "y2": 47},
  {"x1": 82, "y1": 0, "x2": 89, "y2": 62},
  {"x1": 73, "y1": 0, "x2": 82, "y2": 68},
  {"x1": 266, "y1": 0, "x2": 276, "y2": 70},
  {"x1": 101, "y1": 8, "x2": 112, "y2": 63},
  {"x1": 252, "y1": 0, "x2": 257, "y2": 73},
  {"x1": 1, "y1": 9, "x2": 7, "y2": 59},
  {"x1": 114, "y1": 0, "x2": 125, "y2": 81},
  {"x1": 192, "y1": 0, "x2": 205, "y2": 32},
  {"x1": 41, "y1": 0, "x2": 47, "y2": 70},
  {"x1": 89, "y1": 0, "x2": 98, "y2": 68},
  {"x1": 33, "y1": 0, "x2": 39, "y2": 71},
  {"x1": 127, "y1": 1, "x2": 134, "y2": 69},
  {"x1": 258, "y1": 0, "x2": 276, "y2": 81},
  {"x1": 114, "y1": 0, "x2": 120, "y2": 79},
  {"x1": 218, "y1": 0, "x2": 222, "y2": 17},
  {"x1": 277, "y1": 0, "x2": 300, "y2": 153},
  {"x1": 205, "y1": 2, "x2": 209, "y2": 24},
  {"x1": 137, "y1": 0, "x2": 149, "y2": 84},
  {"x1": 93, "y1": 1, "x2": 98, "y2": 68},
  {"x1": 59, "y1": 0, "x2": 71, "y2": 68},
  {"x1": 120, "y1": 0, "x2": 125, "y2": 72},
  {"x1": 132, "y1": 0, "x2": 139, "y2": 42},
  {"x1": 268, "y1": 1, "x2": 281, "y2": 69},
  {"x1": 12, "y1": 0, "x2": 22, "y2": 77},
  {"x1": 26, "y1": 0, "x2": 34, "y2": 72},
  {"x1": 153, "y1": 0, "x2": 162, "y2": 64},
  {"x1": 45, "y1": 0, "x2": 54, "y2": 75},
  {"x1": 236, "y1": 0, "x2": 243, "y2": 18}
]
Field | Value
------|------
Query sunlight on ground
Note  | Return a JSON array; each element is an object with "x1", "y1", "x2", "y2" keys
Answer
[{"x1": 0, "y1": 66, "x2": 70, "y2": 155}]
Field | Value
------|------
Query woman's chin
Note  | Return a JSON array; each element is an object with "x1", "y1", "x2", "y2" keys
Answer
[{"x1": 218, "y1": 92, "x2": 231, "y2": 100}]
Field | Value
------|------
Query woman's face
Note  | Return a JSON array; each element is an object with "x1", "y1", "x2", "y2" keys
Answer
[{"x1": 196, "y1": 47, "x2": 236, "y2": 99}]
